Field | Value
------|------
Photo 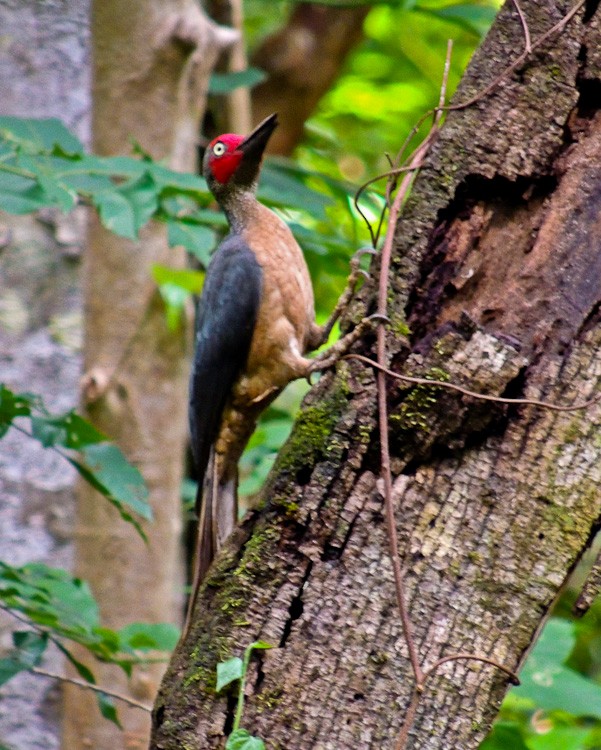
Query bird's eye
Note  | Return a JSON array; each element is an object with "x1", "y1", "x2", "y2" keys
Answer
[{"x1": 212, "y1": 142, "x2": 226, "y2": 157}]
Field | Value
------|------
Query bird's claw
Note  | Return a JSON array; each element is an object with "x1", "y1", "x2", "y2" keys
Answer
[
  {"x1": 349, "y1": 247, "x2": 377, "y2": 276},
  {"x1": 353, "y1": 247, "x2": 377, "y2": 260},
  {"x1": 366, "y1": 312, "x2": 390, "y2": 326}
]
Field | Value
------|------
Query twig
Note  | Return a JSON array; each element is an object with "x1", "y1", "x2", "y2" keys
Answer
[
  {"x1": 0, "y1": 604, "x2": 152, "y2": 712},
  {"x1": 374, "y1": 41, "x2": 454, "y2": 711},
  {"x1": 375, "y1": 129, "x2": 433, "y2": 689},
  {"x1": 356, "y1": 2, "x2": 589, "y2": 746},
  {"x1": 395, "y1": 689, "x2": 421, "y2": 750},
  {"x1": 344, "y1": 354, "x2": 601, "y2": 413},
  {"x1": 30, "y1": 666, "x2": 152, "y2": 712},
  {"x1": 437, "y1": 41, "x2": 453, "y2": 121},
  {"x1": 394, "y1": 654, "x2": 519, "y2": 750},
  {"x1": 511, "y1": 0, "x2": 532, "y2": 54},
  {"x1": 422, "y1": 654, "x2": 520, "y2": 685},
  {"x1": 366, "y1": 33, "x2": 547, "y2": 750}
]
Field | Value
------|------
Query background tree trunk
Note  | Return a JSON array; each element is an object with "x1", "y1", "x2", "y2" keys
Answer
[
  {"x1": 206, "y1": 0, "x2": 253, "y2": 135},
  {"x1": 251, "y1": 3, "x2": 370, "y2": 156},
  {"x1": 151, "y1": 1, "x2": 601, "y2": 748},
  {"x1": 0, "y1": 2, "x2": 89, "y2": 748},
  {"x1": 62, "y1": 3, "x2": 234, "y2": 748}
]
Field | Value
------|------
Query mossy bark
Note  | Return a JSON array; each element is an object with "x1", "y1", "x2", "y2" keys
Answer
[{"x1": 151, "y1": 1, "x2": 601, "y2": 748}]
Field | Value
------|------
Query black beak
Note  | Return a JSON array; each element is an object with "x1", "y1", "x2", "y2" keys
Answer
[{"x1": 239, "y1": 113, "x2": 278, "y2": 163}]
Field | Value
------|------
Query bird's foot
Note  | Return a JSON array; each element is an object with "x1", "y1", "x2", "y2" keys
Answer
[
  {"x1": 306, "y1": 312, "x2": 385, "y2": 375},
  {"x1": 349, "y1": 247, "x2": 377, "y2": 282},
  {"x1": 365, "y1": 312, "x2": 390, "y2": 326}
]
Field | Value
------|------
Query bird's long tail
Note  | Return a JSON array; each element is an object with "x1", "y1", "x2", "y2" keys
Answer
[{"x1": 182, "y1": 449, "x2": 237, "y2": 637}]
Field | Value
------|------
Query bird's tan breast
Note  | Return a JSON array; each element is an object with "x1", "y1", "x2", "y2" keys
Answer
[{"x1": 240, "y1": 204, "x2": 315, "y2": 393}]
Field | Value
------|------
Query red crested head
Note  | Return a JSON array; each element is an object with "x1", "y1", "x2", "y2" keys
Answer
[
  {"x1": 205, "y1": 134, "x2": 245, "y2": 184},
  {"x1": 203, "y1": 114, "x2": 278, "y2": 196}
]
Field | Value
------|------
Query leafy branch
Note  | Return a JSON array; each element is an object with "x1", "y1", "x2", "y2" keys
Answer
[
  {"x1": 216, "y1": 641, "x2": 274, "y2": 750},
  {"x1": 0, "y1": 564, "x2": 179, "y2": 725},
  {"x1": 0, "y1": 384, "x2": 175, "y2": 724},
  {"x1": 0, "y1": 384, "x2": 151, "y2": 536},
  {"x1": 0, "y1": 115, "x2": 359, "y2": 268}
]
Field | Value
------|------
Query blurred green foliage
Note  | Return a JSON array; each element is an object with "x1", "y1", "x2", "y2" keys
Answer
[
  {"x1": 480, "y1": 543, "x2": 601, "y2": 750},
  {"x1": 0, "y1": 561, "x2": 179, "y2": 725},
  {"x1": 0, "y1": 384, "x2": 151, "y2": 536}
]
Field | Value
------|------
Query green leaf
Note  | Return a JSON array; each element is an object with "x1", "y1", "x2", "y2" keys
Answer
[
  {"x1": 259, "y1": 160, "x2": 333, "y2": 218},
  {"x1": 418, "y1": 4, "x2": 498, "y2": 36},
  {"x1": 248, "y1": 640, "x2": 273, "y2": 652},
  {"x1": 0, "y1": 116, "x2": 84, "y2": 157},
  {"x1": 216, "y1": 656, "x2": 244, "y2": 692},
  {"x1": 37, "y1": 174, "x2": 77, "y2": 212},
  {"x1": 527, "y1": 726, "x2": 594, "y2": 750},
  {"x1": 71, "y1": 442, "x2": 151, "y2": 521},
  {"x1": 119, "y1": 172, "x2": 159, "y2": 232},
  {"x1": 55, "y1": 642, "x2": 96, "y2": 683},
  {"x1": 118, "y1": 622, "x2": 180, "y2": 653},
  {"x1": 177, "y1": 207, "x2": 228, "y2": 229},
  {"x1": 0, "y1": 559, "x2": 177, "y2": 678},
  {"x1": 209, "y1": 68, "x2": 267, "y2": 94},
  {"x1": 292, "y1": 0, "x2": 380, "y2": 5},
  {"x1": 12, "y1": 630, "x2": 48, "y2": 660},
  {"x1": 152, "y1": 264, "x2": 205, "y2": 330},
  {"x1": 0, "y1": 563, "x2": 100, "y2": 635},
  {"x1": 1, "y1": 388, "x2": 148, "y2": 533},
  {"x1": 97, "y1": 692, "x2": 122, "y2": 728},
  {"x1": 149, "y1": 162, "x2": 209, "y2": 196},
  {"x1": 226, "y1": 729, "x2": 265, "y2": 750},
  {"x1": 0, "y1": 631, "x2": 48, "y2": 686},
  {"x1": 31, "y1": 411, "x2": 106, "y2": 450},
  {"x1": 0, "y1": 173, "x2": 49, "y2": 214},
  {"x1": 94, "y1": 172, "x2": 158, "y2": 238},
  {"x1": 60, "y1": 170, "x2": 115, "y2": 196},
  {"x1": 480, "y1": 722, "x2": 529, "y2": 750},
  {"x1": 167, "y1": 220, "x2": 215, "y2": 266},
  {"x1": 94, "y1": 190, "x2": 138, "y2": 238},
  {"x1": 0, "y1": 657, "x2": 29, "y2": 687},
  {"x1": 152, "y1": 265, "x2": 205, "y2": 294},
  {"x1": 30, "y1": 415, "x2": 69, "y2": 448},
  {"x1": 0, "y1": 385, "x2": 33, "y2": 437},
  {"x1": 514, "y1": 618, "x2": 601, "y2": 719}
]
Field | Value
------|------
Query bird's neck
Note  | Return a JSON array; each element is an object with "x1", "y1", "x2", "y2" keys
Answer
[{"x1": 219, "y1": 187, "x2": 261, "y2": 234}]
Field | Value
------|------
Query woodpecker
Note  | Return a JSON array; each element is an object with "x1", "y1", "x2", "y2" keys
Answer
[{"x1": 186, "y1": 113, "x2": 373, "y2": 629}]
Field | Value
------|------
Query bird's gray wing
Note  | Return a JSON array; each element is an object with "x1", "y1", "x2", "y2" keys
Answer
[{"x1": 189, "y1": 234, "x2": 262, "y2": 504}]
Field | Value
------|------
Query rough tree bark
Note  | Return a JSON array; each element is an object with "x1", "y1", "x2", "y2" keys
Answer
[
  {"x1": 151, "y1": 0, "x2": 601, "y2": 748},
  {"x1": 62, "y1": 3, "x2": 235, "y2": 749}
]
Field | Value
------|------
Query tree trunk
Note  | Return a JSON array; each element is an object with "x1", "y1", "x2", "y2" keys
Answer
[
  {"x1": 0, "y1": 3, "x2": 89, "y2": 748},
  {"x1": 151, "y1": 1, "x2": 601, "y2": 748},
  {"x1": 62, "y1": 3, "x2": 234, "y2": 748},
  {"x1": 206, "y1": 0, "x2": 253, "y2": 135},
  {"x1": 251, "y1": 3, "x2": 369, "y2": 156}
]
